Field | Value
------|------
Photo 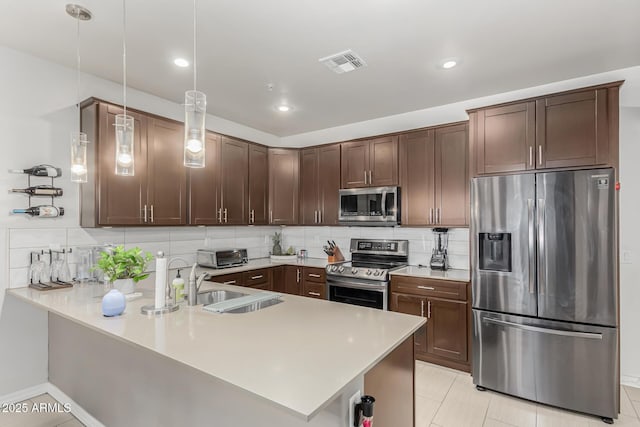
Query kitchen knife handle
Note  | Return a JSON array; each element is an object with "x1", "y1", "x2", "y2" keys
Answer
[{"x1": 527, "y1": 199, "x2": 535, "y2": 294}]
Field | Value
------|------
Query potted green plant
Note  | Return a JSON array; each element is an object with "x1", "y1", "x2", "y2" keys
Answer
[{"x1": 95, "y1": 246, "x2": 154, "y2": 294}]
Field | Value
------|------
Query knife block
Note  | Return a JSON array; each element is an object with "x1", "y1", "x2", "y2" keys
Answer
[{"x1": 328, "y1": 246, "x2": 345, "y2": 263}]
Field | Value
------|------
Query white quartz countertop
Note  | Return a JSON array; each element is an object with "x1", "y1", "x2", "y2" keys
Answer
[
  {"x1": 197, "y1": 257, "x2": 330, "y2": 276},
  {"x1": 390, "y1": 266, "x2": 470, "y2": 282},
  {"x1": 7, "y1": 281, "x2": 423, "y2": 421}
]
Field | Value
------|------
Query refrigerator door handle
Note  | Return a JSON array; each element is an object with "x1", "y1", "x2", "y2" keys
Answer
[
  {"x1": 537, "y1": 198, "x2": 546, "y2": 295},
  {"x1": 527, "y1": 199, "x2": 535, "y2": 294},
  {"x1": 482, "y1": 317, "x2": 603, "y2": 340}
]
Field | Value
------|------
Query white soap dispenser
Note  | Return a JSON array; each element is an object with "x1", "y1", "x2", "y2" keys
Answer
[{"x1": 172, "y1": 269, "x2": 185, "y2": 302}]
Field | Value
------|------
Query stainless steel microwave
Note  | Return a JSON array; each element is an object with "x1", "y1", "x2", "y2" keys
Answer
[{"x1": 338, "y1": 186, "x2": 400, "y2": 226}]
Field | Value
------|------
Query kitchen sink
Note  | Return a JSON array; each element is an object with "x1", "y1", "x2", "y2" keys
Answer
[
  {"x1": 225, "y1": 298, "x2": 282, "y2": 314},
  {"x1": 196, "y1": 290, "x2": 247, "y2": 305}
]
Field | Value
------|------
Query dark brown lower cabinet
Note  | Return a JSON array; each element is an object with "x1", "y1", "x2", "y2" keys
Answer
[
  {"x1": 283, "y1": 265, "x2": 302, "y2": 295},
  {"x1": 390, "y1": 276, "x2": 470, "y2": 372}
]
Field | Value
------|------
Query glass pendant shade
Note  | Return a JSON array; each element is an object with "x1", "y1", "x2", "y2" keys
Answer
[
  {"x1": 115, "y1": 114, "x2": 135, "y2": 176},
  {"x1": 70, "y1": 132, "x2": 89, "y2": 183},
  {"x1": 184, "y1": 90, "x2": 206, "y2": 168}
]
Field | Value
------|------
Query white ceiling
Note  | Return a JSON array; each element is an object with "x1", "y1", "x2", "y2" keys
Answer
[{"x1": 1, "y1": 0, "x2": 639, "y2": 136}]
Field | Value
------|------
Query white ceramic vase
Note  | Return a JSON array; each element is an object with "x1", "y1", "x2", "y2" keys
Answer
[{"x1": 113, "y1": 278, "x2": 135, "y2": 294}]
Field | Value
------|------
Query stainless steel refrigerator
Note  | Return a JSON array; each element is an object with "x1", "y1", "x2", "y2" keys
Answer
[{"x1": 471, "y1": 168, "x2": 618, "y2": 422}]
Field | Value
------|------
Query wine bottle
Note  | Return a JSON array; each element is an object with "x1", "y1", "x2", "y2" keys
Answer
[
  {"x1": 11, "y1": 206, "x2": 64, "y2": 218},
  {"x1": 10, "y1": 186, "x2": 63, "y2": 196},
  {"x1": 9, "y1": 165, "x2": 62, "y2": 178}
]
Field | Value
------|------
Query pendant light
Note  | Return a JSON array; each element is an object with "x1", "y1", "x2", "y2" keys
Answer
[
  {"x1": 183, "y1": 0, "x2": 206, "y2": 168},
  {"x1": 66, "y1": 4, "x2": 92, "y2": 183},
  {"x1": 115, "y1": 0, "x2": 135, "y2": 176}
]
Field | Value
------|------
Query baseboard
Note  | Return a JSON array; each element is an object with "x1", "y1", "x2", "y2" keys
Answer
[
  {"x1": 621, "y1": 375, "x2": 640, "y2": 389},
  {"x1": 0, "y1": 382, "x2": 104, "y2": 427},
  {"x1": 0, "y1": 383, "x2": 48, "y2": 405}
]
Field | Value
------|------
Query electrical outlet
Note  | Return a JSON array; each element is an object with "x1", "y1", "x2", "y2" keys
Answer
[
  {"x1": 348, "y1": 389, "x2": 362, "y2": 427},
  {"x1": 622, "y1": 250, "x2": 634, "y2": 264}
]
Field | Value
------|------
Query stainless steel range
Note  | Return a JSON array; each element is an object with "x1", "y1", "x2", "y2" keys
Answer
[{"x1": 326, "y1": 239, "x2": 408, "y2": 310}]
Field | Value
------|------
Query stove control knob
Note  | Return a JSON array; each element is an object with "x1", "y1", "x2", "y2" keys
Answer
[
  {"x1": 338, "y1": 266, "x2": 345, "y2": 273},
  {"x1": 366, "y1": 270, "x2": 373, "y2": 276},
  {"x1": 373, "y1": 271, "x2": 381, "y2": 276},
  {"x1": 331, "y1": 265, "x2": 338, "y2": 272},
  {"x1": 351, "y1": 268, "x2": 358, "y2": 274}
]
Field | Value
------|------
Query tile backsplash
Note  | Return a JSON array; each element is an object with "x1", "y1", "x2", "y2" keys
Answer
[{"x1": 7, "y1": 225, "x2": 469, "y2": 288}]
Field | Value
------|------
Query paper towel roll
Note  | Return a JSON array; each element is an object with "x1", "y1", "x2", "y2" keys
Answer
[{"x1": 155, "y1": 252, "x2": 167, "y2": 309}]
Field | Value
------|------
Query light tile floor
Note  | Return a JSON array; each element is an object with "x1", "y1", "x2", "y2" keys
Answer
[
  {"x1": 0, "y1": 394, "x2": 84, "y2": 427},
  {"x1": 417, "y1": 361, "x2": 640, "y2": 427}
]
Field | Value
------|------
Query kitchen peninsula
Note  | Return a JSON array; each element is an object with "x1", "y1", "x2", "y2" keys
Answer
[{"x1": 7, "y1": 277, "x2": 423, "y2": 427}]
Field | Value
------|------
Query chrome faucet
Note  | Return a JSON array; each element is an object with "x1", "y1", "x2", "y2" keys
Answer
[{"x1": 187, "y1": 263, "x2": 210, "y2": 306}]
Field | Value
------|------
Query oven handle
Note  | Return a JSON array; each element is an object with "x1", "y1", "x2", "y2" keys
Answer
[
  {"x1": 381, "y1": 189, "x2": 387, "y2": 219},
  {"x1": 326, "y1": 278, "x2": 387, "y2": 293}
]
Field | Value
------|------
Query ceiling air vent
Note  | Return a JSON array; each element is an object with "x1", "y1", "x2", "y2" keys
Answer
[{"x1": 318, "y1": 50, "x2": 367, "y2": 74}]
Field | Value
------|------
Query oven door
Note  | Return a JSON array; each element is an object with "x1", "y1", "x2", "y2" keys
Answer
[
  {"x1": 327, "y1": 277, "x2": 388, "y2": 310},
  {"x1": 339, "y1": 186, "x2": 399, "y2": 226}
]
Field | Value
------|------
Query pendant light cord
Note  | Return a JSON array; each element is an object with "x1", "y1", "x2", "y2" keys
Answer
[
  {"x1": 76, "y1": 16, "x2": 81, "y2": 132},
  {"x1": 193, "y1": 0, "x2": 197, "y2": 91},
  {"x1": 122, "y1": 0, "x2": 127, "y2": 116}
]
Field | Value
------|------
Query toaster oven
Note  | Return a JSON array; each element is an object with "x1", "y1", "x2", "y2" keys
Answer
[{"x1": 196, "y1": 249, "x2": 248, "y2": 269}]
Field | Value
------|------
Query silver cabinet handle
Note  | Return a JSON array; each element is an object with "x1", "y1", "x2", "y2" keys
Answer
[
  {"x1": 420, "y1": 300, "x2": 424, "y2": 317},
  {"x1": 269, "y1": 210, "x2": 273, "y2": 224},
  {"x1": 318, "y1": 210, "x2": 322, "y2": 224},
  {"x1": 537, "y1": 198, "x2": 546, "y2": 295},
  {"x1": 314, "y1": 210, "x2": 318, "y2": 224},
  {"x1": 538, "y1": 145, "x2": 543, "y2": 166},
  {"x1": 150, "y1": 205, "x2": 154, "y2": 223},
  {"x1": 250, "y1": 275, "x2": 263, "y2": 280},
  {"x1": 429, "y1": 208, "x2": 434, "y2": 224},
  {"x1": 529, "y1": 146, "x2": 533, "y2": 167},
  {"x1": 296, "y1": 268, "x2": 301, "y2": 283},
  {"x1": 143, "y1": 205, "x2": 148, "y2": 223},
  {"x1": 309, "y1": 273, "x2": 321, "y2": 278},
  {"x1": 223, "y1": 280, "x2": 236, "y2": 285},
  {"x1": 427, "y1": 300, "x2": 431, "y2": 318},
  {"x1": 437, "y1": 208, "x2": 441, "y2": 224},
  {"x1": 417, "y1": 286, "x2": 435, "y2": 291},
  {"x1": 309, "y1": 291, "x2": 321, "y2": 297},
  {"x1": 368, "y1": 170, "x2": 372, "y2": 185},
  {"x1": 527, "y1": 199, "x2": 536, "y2": 294},
  {"x1": 224, "y1": 208, "x2": 228, "y2": 223},
  {"x1": 364, "y1": 170, "x2": 367, "y2": 185},
  {"x1": 217, "y1": 208, "x2": 223, "y2": 223},
  {"x1": 483, "y1": 317, "x2": 602, "y2": 339},
  {"x1": 250, "y1": 209, "x2": 255, "y2": 224}
]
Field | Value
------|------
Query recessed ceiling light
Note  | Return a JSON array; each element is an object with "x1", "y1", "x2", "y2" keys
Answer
[
  {"x1": 442, "y1": 60, "x2": 457, "y2": 69},
  {"x1": 277, "y1": 105, "x2": 291, "y2": 112},
  {"x1": 174, "y1": 58, "x2": 189, "y2": 68}
]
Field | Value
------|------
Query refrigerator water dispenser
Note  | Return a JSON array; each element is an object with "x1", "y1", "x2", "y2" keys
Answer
[{"x1": 478, "y1": 233, "x2": 512, "y2": 272}]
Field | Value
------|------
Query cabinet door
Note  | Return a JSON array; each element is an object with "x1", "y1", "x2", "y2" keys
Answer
[
  {"x1": 283, "y1": 266, "x2": 301, "y2": 295},
  {"x1": 147, "y1": 118, "x2": 188, "y2": 225},
  {"x1": 318, "y1": 144, "x2": 341, "y2": 225},
  {"x1": 189, "y1": 132, "x2": 221, "y2": 225},
  {"x1": 272, "y1": 266, "x2": 285, "y2": 293},
  {"x1": 341, "y1": 140, "x2": 369, "y2": 188},
  {"x1": 220, "y1": 137, "x2": 249, "y2": 225},
  {"x1": 369, "y1": 136, "x2": 398, "y2": 186},
  {"x1": 434, "y1": 123, "x2": 469, "y2": 226},
  {"x1": 536, "y1": 89, "x2": 609, "y2": 169},
  {"x1": 248, "y1": 144, "x2": 269, "y2": 225},
  {"x1": 97, "y1": 104, "x2": 148, "y2": 225},
  {"x1": 390, "y1": 292, "x2": 427, "y2": 354},
  {"x1": 476, "y1": 102, "x2": 535, "y2": 174},
  {"x1": 268, "y1": 149, "x2": 299, "y2": 225},
  {"x1": 399, "y1": 130, "x2": 435, "y2": 226},
  {"x1": 300, "y1": 148, "x2": 319, "y2": 225},
  {"x1": 426, "y1": 298, "x2": 468, "y2": 362}
]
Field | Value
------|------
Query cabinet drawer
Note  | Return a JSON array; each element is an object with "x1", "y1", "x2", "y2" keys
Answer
[
  {"x1": 247, "y1": 282, "x2": 273, "y2": 291},
  {"x1": 242, "y1": 268, "x2": 270, "y2": 286},
  {"x1": 303, "y1": 281, "x2": 326, "y2": 299},
  {"x1": 391, "y1": 276, "x2": 467, "y2": 301},
  {"x1": 303, "y1": 267, "x2": 326, "y2": 283},
  {"x1": 207, "y1": 272, "x2": 243, "y2": 286}
]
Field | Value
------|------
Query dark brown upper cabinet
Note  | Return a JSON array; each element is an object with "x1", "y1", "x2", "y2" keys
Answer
[
  {"x1": 189, "y1": 134, "x2": 249, "y2": 225},
  {"x1": 341, "y1": 136, "x2": 398, "y2": 188},
  {"x1": 536, "y1": 89, "x2": 610, "y2": 169},
  {"x1": 248, "y1": 144, "x2": 269, "y2": 225},
  {"x1": 189, "y1": 132, "x2": 221, "y2": 225},
  {"x1": 300, "y1": 145, "x2": 341, "y2": 225},
  {"x1": 469, "y1": 82, "x2": 622, "y2": 176},
  {"x1": 268, "y1": 148, "x2": 299, "y2": 225},
  {"x1": 80, "y1": 101, "x2": 187, "y2": 227},
  {"x1": 400, "y1": 123, "x2": 468, "y2": 227}
]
